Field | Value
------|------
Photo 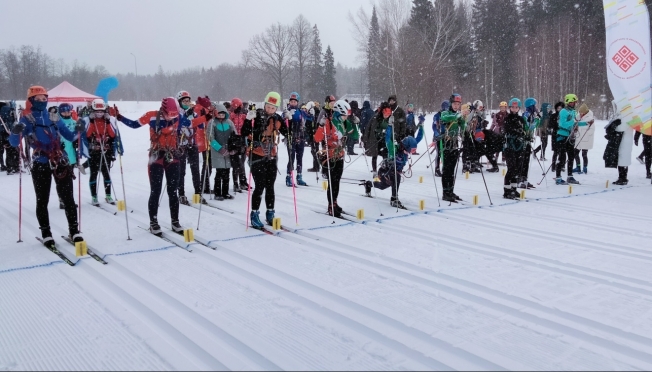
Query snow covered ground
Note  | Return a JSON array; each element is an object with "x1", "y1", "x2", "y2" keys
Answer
[{"x1": 1, "y1": 102, "x2": 652, "y2": 370}]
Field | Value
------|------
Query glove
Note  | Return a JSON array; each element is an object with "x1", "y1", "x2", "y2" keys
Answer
[
  {"x1": 185, "y1": 107, "x2": 194, "y2": 117},
  {"x1": 218, "y1": 147, "x2": 228, "y2": 155},
  {"x1": 319, "y1": 116, "x2": 327, "y2": 126},
  {"x1": 353, "y1": 116, "x2": 360, "y2": 124},
  {"x1": 418, "y1": 114, "x2": 425, "y2": 123},
  {"x1": 246, "y1": 111, "x2": 256, "y2": 120},
  {"x1": 104, "y1": 113, "x2": 111, "y2": 120},
  {"x1": 76, "y1": 163, "x2": 86, "y2": 175},
  {"x1": 309, "y1": 108, "x2": 315, "y2": 116},
  {"x1": 11, "y1": 122, "x2": 25, "y2": 135},
  {"x1": 284, "y1": 110, "x2": 292, "y2": 120},
  {"x1": 75, "y1": 120, "x2": 85, "y2": 132},
  {"x1": 388, "y1": 116, "x2": 395, "y2": 126},
  {"x1": 109, "y1": 106, "x2": 119, "y2": 117},
  {"x1": 229, "y1": 150, "x2": 237, "y2": 155},
  {"x1": 49, "y1": 112, "x2": 59, "y2": 123}
]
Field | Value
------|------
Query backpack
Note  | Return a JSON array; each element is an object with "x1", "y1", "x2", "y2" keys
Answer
[{"x1": 603, "y1": 119, "x2": 623, "y2": 168}]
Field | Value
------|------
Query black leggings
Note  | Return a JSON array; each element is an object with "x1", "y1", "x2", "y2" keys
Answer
[
  {"x1": 574, "y1": 149, "x2": 589, "y2": 168},
  {"x1": 213, "y1": 168, "x2": 230, "y2": 197},
  {"x1": 148, "y1": 160, "x2": 180, "y2": 222},
  {"x1": 32, "y1": 162, "x2": 78, "y2": 234},
  {"x1": 504, "y1": 150, "x2": 523, "y2": 187},
  {"x1": 372, "y1": 169, "x2": 401, "y2": 198},
  {"x1": 441, "y1": 146, "x2": 460, "y2": 194},
  {"x1": 231, "y1": 153, "x2": 247, "y2": 185},
  {"x1": 519, "y1": 144, "x2": 532, "y2": 182},
  {"x1": 555, "y1": 138, "x2": 575, "y2": 177},
  {"x1": 88, "y1": 152, "x2": 112, "y2": 197},
  {"x1": 179, "y1": 145, "x2": 200, "y2": 196},
  {"x1": 641, "y1": 136, "x2": 652, "y2": 172},
  {"x1": 251, "y1": 159, "x2": 277, "y2": 210},
  {"x1": 325, "y1": 159, "x2": 344, "y2": 204},
  {"x1": 201, "y1": 151, "x2": 212, "y2": 192}
]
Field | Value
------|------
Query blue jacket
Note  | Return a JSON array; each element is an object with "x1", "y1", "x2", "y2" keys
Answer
[
  {"x1": 360, "y1": 101, "x2": 375, "y2": 134},
  {"x1": 285, "y1": 106, "x2": 306, "y2": 143},
  {"x1": 385, "y1": 124, "x2": 424, "y2": 172},
  {"x1": 432, "y1": 111, "x2": 444, "y2": 139},
  {"x1": 557, "y1": 107, "x2": 587, "y2": 139},
  {"x1": 10, "y1": 109, "x2": 77, "y2": 164},
  {"x1": 406, "y1": 112, "x2": 416, "y2": 129}
]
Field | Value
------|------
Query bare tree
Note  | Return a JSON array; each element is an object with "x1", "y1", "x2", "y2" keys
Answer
[
  {"x1": 247, "y1": 23, "x2": 294, "y2": 98},
  {"x1": 291, "y1": 15, "x2": 312, "y2": 96}
]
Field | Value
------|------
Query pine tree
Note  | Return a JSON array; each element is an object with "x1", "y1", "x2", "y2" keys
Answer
[
  {"x1": 408, "y1": 0, "x2": 434, "y2": 34},
  {"x1": 306, "y1": 24, "x2": 324, "y2": 101},
  {"x1": 323, "y1": 46, "x2": 337, "y2": 97},
  {"x1": 367, "y1": 6, "x2": 383, "y2": 102}
]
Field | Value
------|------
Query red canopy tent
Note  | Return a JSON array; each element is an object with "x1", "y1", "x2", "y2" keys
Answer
[{"x1": 47, "y1": 81, "x2": 100, "y2": 103}]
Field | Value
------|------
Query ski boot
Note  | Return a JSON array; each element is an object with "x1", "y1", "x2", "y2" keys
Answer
[
  {"x1": 435, "y1": 169, "x2": 442, "y2": 177},
  {"x1": 333, "y1": 201, "x2": 343, "y2": 216},
  {"x1": 327, "y1": 203, "x2": 342, "y2": 218},
  {"x1": 583, "y1": 167, "x2": 587, "y2": 174},
  {"x1": 91, "y1": 196, "x2": 100, "y2": 206},
  {"x1": 41, "y1": 228, "x2": 55, "y2": 248},
  {"x1": 647, "y1": 171, "x2": 651, "y2": 179},
  {"x1": 503, "y1": 188, "x2": 518, "y2": 200},
  {"x1": 442, "y1": 192, "x2": 457, "y2": 203},
  {"x1": 266, "y1": 210, "x2": 275, "y2": 226},
  {"x1": 572, "y1": 166, "x2": 582, "y2": 174},
  {"x1": 486, "y1": 167, "x2": 499, "y2": 173},
  {"x1": 555, "y1": 177, "x2": 568, "y2": 185},
  {"x1": 105, "y1": 195, "x2": 116, "y2": 205},
  {"x1": 307, "y1": 167, "x2": 319, "y2": 173},
  {"x1": 286, "y1": 175, "x2": 293, "y2": 187},
  {"x1": 178, "y1": 195, "x2": 189, "y2": 205},
  {"x1": 296, "y1": 173, "x2": 307, "y2": 186},
  {"x1": 215, "y1": 195, "x2": 224, "y2": 201},
  {"x1": 250, "y1": 210, "x2": 264, "y2": 229},
  {"x1": 390, "y1": 197, "x2": 405, "y2": 209},
  {"x1": 567, "y1": 176, "x2": 580, "y2": 185},
  {"x1": 364, "y1": 181, "x2": 372, "y2": 197},
  {"x1": 612, "y1": 178, "x2": 628, "y2": 185},
  {"x1": 68, "y1": 228, "x2": 84, "y2": 243},
  {"x1": 200, "y1": 195, "x2": 208, "y2": 204},
  {"x1": 223, "y1": 193, "x2": 234, "y2": 200},
  {"x1": 171, "y1": 220, "x2": 183, "y2": 233},
  {"x1": 452, "y1": 193, "x2": 462, "y2": 201},
  {"x1": 150, "y1": 219, "x2": 162, "y2": 236}
]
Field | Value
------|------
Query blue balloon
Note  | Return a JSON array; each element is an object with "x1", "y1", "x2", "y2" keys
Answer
[{"x1": 95, "y1": 76, "x2": 119, "y2": 103}]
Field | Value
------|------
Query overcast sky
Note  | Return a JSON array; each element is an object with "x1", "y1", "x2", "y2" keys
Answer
[{"x1": 0, "y1": 0, "x2": 373, "y2": 75}]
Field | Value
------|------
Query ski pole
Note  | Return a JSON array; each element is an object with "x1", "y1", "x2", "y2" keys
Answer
[
  {"x1": 423, "y1": 128, "x2": 441, "y2": 207},
  {"x1": 285, "y1": 119, "x2": 299, "y2": 226},
  {"x1": 17, "y1": 133, "x2": 23, "y2": 242},
  {"x1": 390, "y1": 122, "x2": 399, "y2": 212},
  {"x1": 77, "y1": 130, "x2": 82, "y2": 232},
  {"x1": 245, "y1": 118, "x2": 255, "y2": 230},
  {"x1": 322, "y1": 122, "x2": 336, "y2": 223},
  {"x1": 197, "y1": 114, "x2": 214, "y2": 230},
  {"x1": 470, "y1": 135, "x2": 493, "y2": 205},
  {"x1": 342, "y1": 152, "x2": 363, "y2": 171},
  {"x1": 112, "y1": 116, "x2": 132, "y2": 240}
]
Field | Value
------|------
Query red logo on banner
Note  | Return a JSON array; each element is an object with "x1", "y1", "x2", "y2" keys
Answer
[{"x1": 612, "y1": 45, "x2": 640, "y2": 72}]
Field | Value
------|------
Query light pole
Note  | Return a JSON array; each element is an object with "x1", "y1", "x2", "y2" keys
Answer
[{"x1": 130, "y1": 53, "x2": 138, "y2": 103}]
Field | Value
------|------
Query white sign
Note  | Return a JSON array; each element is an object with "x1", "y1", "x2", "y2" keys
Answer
[{"x1": 604, "y1": 0, "x2": 652, "y2": 134}]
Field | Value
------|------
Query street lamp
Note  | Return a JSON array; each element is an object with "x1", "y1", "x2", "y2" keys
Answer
[{"x1": 130, "y1": 53, "x2": 138, "y2": 103}]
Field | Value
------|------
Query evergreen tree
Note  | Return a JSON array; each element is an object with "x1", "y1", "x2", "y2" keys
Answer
[
  {"x1": 306, "y1": 24, "x2": 324, "y2": 101},
  {"x1": 408, "y1": 0, "x2": 434, "y2": 34},
  {"x1": 323, "y1": 46, "x2": 337, "y2": 97},
  {"x1": 367, "y1": 6, "x2": 383, "y2": 102}
]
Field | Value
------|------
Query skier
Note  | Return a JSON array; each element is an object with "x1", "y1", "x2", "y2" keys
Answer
[
  {"x1": 603, "y1": 101, "x2": 633, "y2": 185},
  {"x1": 10, "y1": 86, "x2": 85, "y2": 246},
  {"x1": 209, "y1": 103, "x2": 236, "y2": 200},
  {"x1": 241, "y1": 92, "x2": 289, "y2": 228},
  {"x1": 314, "y1": 100, "x2": 350, "y2": 217},
  {"x1": 284, "y1": 92, "x2": 308, "y2": 187},
  {"x1": 572, "y1": 103, "x2": 595, "y2": 174},
  {"x1": 359, "y1": 100, "x2": 374, "y2": 143},
  {"x1": 304, "y1": 101, "x2": 320, "y2": 173},
  {"x1": 361, "y1": 101, "x2": 392, "y2": 178},
  {"x1": 519, "y1": 98, "x2": 540, "y2": 189},
  {"x1": 502, "y1": 98, "x2": 527, "y2": 199},
  {"x1": 387, "y1": 95, "x2": 407, "y2": 141},
  {"x1": 115, "y1": 97, "x2": 212, "y2": 235},
  {"x1": 405, "y1": 103, "x2": 416, "y2": 138},
  {"x1": 81, "y1": 98, "x2": 117, "y2": 206},
  {"x1": 364, "y1": 120, "x2": 423, "y2": 208},
  {"x1": 554, "y1": 94, "x2": 591, "y2": 185},
  {"x1": 0, "y1": 101, "x2": 19, "y2": 174},
  {"x1": 548, "y1": 102, "x2": 564, "y2": 172},
  {"x1": 176, "y1": 91, "x2": 204, "y2": 205},
  {"x1": 346, "y1": 101, "x2": 361, "y2": 155},
  {"x1": 532, "y1": 103, "x2": 551, "y2": 160},
  {"x1": 490, "y1": 101, "x2": 508, "y2": 164},
  {"x1": 431, "y1": 100, "x2": 450, "y2": 177},
  {"x1": 439, "y1": 94, "x2": 466, "y2": 202},
  {"x1": 634, "y1": 131, "x2": 651, "y2": 178},
  {"x1": 228, "y1": 97, "x2": 249, "y2": 193},
  {"x1": 316, "y1": 95, "x2": 336, "y2": 129}
]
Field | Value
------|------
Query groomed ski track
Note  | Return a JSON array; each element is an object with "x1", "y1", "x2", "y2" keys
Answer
[{"x1": 1, "y1": 102, "x2": 651, "y2": 370}]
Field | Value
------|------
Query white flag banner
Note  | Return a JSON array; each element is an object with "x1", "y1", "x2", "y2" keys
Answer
[{"x1": 604, "y1": 0, "x2": 652, "y2": 134}]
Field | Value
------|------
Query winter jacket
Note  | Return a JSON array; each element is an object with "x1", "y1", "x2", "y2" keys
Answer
[
  {"x1": 557, "y1": 106, "x2": 587, "y2": 140},
  {"x1": 432, "y1": 111, "x2": 444, "y2": 139},
  {"x1": 359, "y1": 101, "x2": 374, "y2": 135},
  {"x1": 440, "y1": 109, "x2": 466, "y2": 137},
  {"x1": 390, "y1": 103, "x2": 407, "y2": 140},
  {"x1": 575, "y1": 110, "x2": 596, "y2": 150},
  {"x1": 490, "y1": 111, "x2": 508, "y2": 135},
  {"x1": 284, "y1": 106, "x2": 306, "y2": 144},
  {"x1": 346, "y1": 119, "x2": 360, "y2": 141},
  {"x1": 210, "y1": 115, "x2": 235, "y2": 169},
  {"x1": 313, "y1": 114, "x2": 346, "y2": 163},
  {"x1": 84, "y1": 116, "x2": 117, "y2": 154},
  {"x1": 503, "y1": 112, "x2": 527, "y2": 152},
  {"x1": 60, "y1": 116, "x2": 80, "y2": 165},
  {"x1": 10, "y1": 108, "x2": 78, "y2": 165},
  {"x1": 361, "y1": 113, "x2": 389, "y2": 157},
  {"x1": 548, "y1": 112, "x2": 560, "y2": 137},
  {"x1": 603, "y1": 119, "x2": 623, "y2": 168},
  {"x1": 406, "y1": 112, "x2": 416, "y2": 133},
  {"x1": 228, "y1": 107, "x2": 248, "y2": 155},
  {"x1": 386, "y1": 125, "x2": 424, "y2": 172},
  {"x1": 240, "y1": 109, "x2": 289, "y2": 163}
]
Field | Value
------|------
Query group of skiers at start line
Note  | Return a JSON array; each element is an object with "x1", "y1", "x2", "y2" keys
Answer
[{"x1": 1, "y1": 86, "x2": 642, "y2": 247}]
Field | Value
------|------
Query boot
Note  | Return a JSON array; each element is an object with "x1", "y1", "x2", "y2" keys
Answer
[
  {"x1": 390, "y1": 197, "x2": 405, "y2": 209},
  {"x1": 69, "y1": 225, "x2": 84, "y2": 243},
  {"x1": 171, "y1": 220, "x2": 183, "y2": 233},
  {"x1": 486, "y1": 167, "x2": 499, "y2": 173},
  {"x1": 442, "y1": 192, "x2": 457, "y2": 203},
  {"x1": 327, "y1": 203, "x2": 342, "y2": 217},
  {"x1": 265, "y1": 209, "x2": 275, "y2": 225},
  {"x1": 296, "y1": 173, "x2": 307, "y2": 186},
  {"x1": 285, "y1": 175, "x2": 293, "y2": 187},
  {"x1": 41, "y1": 227, "x2": 55, "y2": 248},
  {"x1": 333, "y1": 201, "x2": 342, "y2": 215},
  {"x1": 150, "y1": 219, "x2": 162, "y2": 236},
  {"x1": 567, "y1": 176, "x2": 580, "y2": 185},
  {"x1": 250, "y1": 210, "x2": 264, "y2": 228},
  {"x1": 364, "y1": 180, "x2": 372, "y2": 196},
  {"x1": 503, "y1": 187, "x2": 518, "y2": 200},
  {"x1": 510, "y1": 187, "x2": 520, "y2": 199},
  {"x1": 435, "y1": 168, "x2": 442, "y2": 177},
  {"x1": 199, "y1": 195, "x2": 208, "y2": 204},
  {"x1": 583, "y1": 166, "x2": 587, "y2": 174},
  {"x1": 105, "y1": 194, "x2": 116, "y2": 205},
  {"x1": 233, "y1": 184, "x2": 241, "y2": 193},
  {"x1": 613, "y1": 166, "x2": 628, "y2": 185},
  {"x1": 178, "y1": 195, "x2": 190, "y2": 206},
  {"x1": 556, "y1": 177, "x2": 568, "y2": 185},
  {"x1": 452, "y1": 192, "x2": 462, "y2": 201},
  {"x1": 647, "y1": 171, "x2": 652, "y2": 179},
  {"x1": 307, "y1": 166, "x2": 319, "y2": 173},
  {"x1": 223, "y1": 193, "x2": 234, "y2": 200},
  {"x1": 91, "y1": 196, "x2": 99, "y2": 206},
  {"x1": 572, "y1": 166, "x2": 582, "y2": 174}
]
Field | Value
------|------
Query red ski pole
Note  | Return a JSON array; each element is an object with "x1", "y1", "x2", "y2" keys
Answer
[
  {"x1": 77, "y1": 133, "x2": 82, "y2": 231},
  {"x1": 245, "y1": 118, "x2": 255, "y2": 230},
  {"x1": 285, "y1": 119, "x2": 299, "y2": 226}
]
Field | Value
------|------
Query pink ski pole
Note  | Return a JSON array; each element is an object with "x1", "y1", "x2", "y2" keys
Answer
[
  {"x1": 17, "y1": 134, "x2": 23, "y2": 243},
  {"x1": 285, "y1": 119, "x2": 299, "y2": 225},
  {"x1": 245, "y1": 119, "x2": 255, "y2": 230}
]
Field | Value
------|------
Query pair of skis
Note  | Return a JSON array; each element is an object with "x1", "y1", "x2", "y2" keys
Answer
[{"x1": 35, "y1": 236, "x2": 107, "y2": 266}]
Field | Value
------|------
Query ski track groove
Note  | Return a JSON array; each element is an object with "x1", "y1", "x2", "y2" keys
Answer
[{"x1": 207, "y1": 233, "x2": 650, "y2": 370}]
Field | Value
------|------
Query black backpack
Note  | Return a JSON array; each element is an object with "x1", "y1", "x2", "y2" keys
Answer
[{"x1": 603, "y1": 119, "x2": 623, "y2": 168}]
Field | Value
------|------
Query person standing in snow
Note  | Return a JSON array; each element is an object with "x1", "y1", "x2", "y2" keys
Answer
[
  {"x1": 346, "y1": 101, "x2": 361, "y2": 155},
  {"x1": 603, "y1": 101, "x2": 634, "y2": 185},
  {"x1": 241, "y1": 92, "x2": 289, "y2": 229},
  {"x1": 502, "y1": 98, "x2": 527, "y2": 199},
  {"x1": 634, "y1": 131, "x2": 651, "y2": 179},
  {"x1": 519, "y1": 97, "x2": 540, "y2": 189},
  {"x1": 314, "y1": 100, "x2": 350, "y2": 217},
  {"x1": 10, "y1": 86, "x2": 85, "y2": 246},
  {"x1": 209, "y1": 103, "x2": 236, "y2": 200},
  {"x1": 284, "y1": 92, "x2": 308, "y2": 187},
  {"x1": 439, "y1": 94, "x2": 466, "y2": 202},
  {"x1": 0, "y1": 101, "x2": 20, "y2": 174},
  {"x1": 228, "y1": 97, "x2": 249, "y2": 193},
  {"x1": 532, "y1": 103, "x2": 551, "y2": 161},
  {"x1": 115, "y1": 97, "x2": 212, "y2": 235},
  {"x1": 490, "y1": 101, "x2": 508, "y2": 165},
  {"x1": 304, "y1": 101, "x2": 320, "y2": 173},
  {"x1": 175, "y1": 91, "x2": 205, "y2": 205},
  {"x1": 431, "y1": 100, "x2": 450, "y2": 177},
  {"x1": 547, "y1": 102, "x2": 564, "y2": 172},
  {"x1": 572, "y1": 103, "x2": 596, "y2": 175},
  {"x1": 81, "y1": 99, "x2": 117, "y2": 206},
  {"x1": 554, "y1": 94, "x2": 591, "y2": 185},
  {"x1": 359, "y1": 100, "x2": 375, "y2": 143},
  {"x1": 388, "y1": 95, "x2": 407, "y2": 141},
  {"x1": 405, "y1": 103, "x2": 417, "y2": 138},
  {"x1": 362, "y1": 101, "x2": 392, "y2": 178}
]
